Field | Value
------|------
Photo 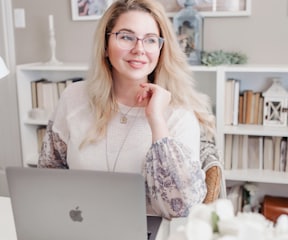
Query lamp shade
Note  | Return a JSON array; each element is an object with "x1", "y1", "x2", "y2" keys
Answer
[{"x1": 0, "y1": 56, "x2": 9, "y2": 79}]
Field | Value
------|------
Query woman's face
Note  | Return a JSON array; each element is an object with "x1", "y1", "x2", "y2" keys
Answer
[{"x1": 106, "y1": 10, "x2": 161, "y2": 83}]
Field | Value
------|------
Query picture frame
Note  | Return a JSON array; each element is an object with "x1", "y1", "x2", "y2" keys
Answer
[
  {"x1": 155, "y1": 0, "x2": 251, "y2": 18},
  {"x1": 71, "y1": 0, "x2": 113, "y2": 21},
  {"x1": 155, "y1": 0, "x2": 213, "y2": 14}
]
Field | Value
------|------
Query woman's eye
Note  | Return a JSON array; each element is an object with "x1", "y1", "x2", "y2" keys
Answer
[
  {"x1": 146, "y1": 37, "x2": 157, "y2": 44},
  {"x1": 121, "y1": 34, "x2": 134, "y2": 41}
]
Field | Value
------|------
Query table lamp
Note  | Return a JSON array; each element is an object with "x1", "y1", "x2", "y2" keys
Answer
[{"x1": 0, "y1": 56, "x2": 9, "y2": 79}]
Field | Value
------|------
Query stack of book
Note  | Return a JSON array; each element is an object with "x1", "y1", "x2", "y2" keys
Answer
[
  {"x1": 31, "y1": 77, "x2": 83, "y2": 153},
  {"x1": 225, "y1": 79, "x2": 264, "y2": 126},
  {"x1": 31, "y1": 77, "x2": 83, "y2": 117},
  {"x1": 224, "y1": 135, "x2": 288, "y2": 172}
]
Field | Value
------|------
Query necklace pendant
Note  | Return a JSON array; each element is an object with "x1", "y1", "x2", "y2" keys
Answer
[{"x1": 120, "y1": 115, "x2": 127, "y2": 124}]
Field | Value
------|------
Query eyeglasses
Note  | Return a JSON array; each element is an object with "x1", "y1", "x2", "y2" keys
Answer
[{"x1": 108, "y1": 31, "x2": 164, "y2": 53}]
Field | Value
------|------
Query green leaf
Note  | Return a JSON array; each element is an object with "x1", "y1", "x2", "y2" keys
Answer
[{"x1": 211, "y1": 211, "x2": 220, "y2": 233}]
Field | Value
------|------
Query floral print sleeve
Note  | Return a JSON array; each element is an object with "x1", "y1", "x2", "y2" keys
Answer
[
  {"x1": 143, "y1": 137, "x2": 206, "y2": 219},
  {"x1": 38, "y1": 120, "x2": 69, "y2": 169}
]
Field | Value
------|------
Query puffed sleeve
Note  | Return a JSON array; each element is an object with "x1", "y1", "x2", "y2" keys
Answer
[
  {"x1": 37, "y1": 83, "x2": 72, "y2": 169},
  {"x1": 143, "y1": 109, "x2": 207, "y2": 219},
  {"x1": 38, "y1": 120, "x2": 69, "y2": 169}
]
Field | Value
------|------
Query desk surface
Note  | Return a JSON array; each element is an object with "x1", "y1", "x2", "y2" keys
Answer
[
  {"x1": 0, "y1": 197, "x2": 17, "y2": 240},
  {"x1": 0, "y1": 197, "x2": 182, "y2": 240}
]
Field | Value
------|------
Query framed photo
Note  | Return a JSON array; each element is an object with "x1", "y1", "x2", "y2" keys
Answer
[
  {"x1": 155, "y1": 0, "x2": 213, "y2": 13},
  {"x1": 71, "y1": 0, "x2": 113, "y2": 21}
]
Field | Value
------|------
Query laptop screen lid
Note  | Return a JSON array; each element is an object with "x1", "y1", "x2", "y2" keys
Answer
[{"x1": 6, "y1": 167, "x2": 147, "y2": 240}]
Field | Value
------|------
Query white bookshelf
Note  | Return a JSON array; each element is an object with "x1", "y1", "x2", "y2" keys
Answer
[
  {"x1": 16, "y1": 62, "x2": 88, "y2": 167},
  {"x1": 16, "y1": 62, "x2": 288, "y2": 199},
  {"x1": 220, "y1": 65, "x2": 288, "y2": 203}
]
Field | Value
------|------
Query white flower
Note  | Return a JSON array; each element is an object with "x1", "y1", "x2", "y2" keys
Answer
[
  {"x1": 213, "y1": 198, "x2": 235, "y2": 220},
  {"x1": 275, "y1": 214, "x2": 288, "y2": 237},
  {"x1": 169, "y1": 199, "x2": 288, "y2": 240},
  {"x1": 167, "y1": 229, "x2": 187, "y2": 240},
  {"x1": 217, "y1": 236, "x2": 238, "y2": 240},
  {"x1": 185, "y1": 218, "x2": 213, "y2": 240},
  {"x1": 188, "y1": 203, "x2": 214, "y2": 225},
  {"x1": 217, "y1": 218, "x2": 241, "y2": 236}
]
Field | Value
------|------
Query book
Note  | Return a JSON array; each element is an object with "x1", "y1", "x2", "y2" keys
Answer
[
  {"x1": 258, "y1": 96, "x2": 264, "y2": 125},
  {"x1": 279, "y1": 137, "x2": 287, "y2": 172},
  {"x1": 258, "y1": 136, "x2": 264, "y2": 170},
  {"x1": 232, "y1": 79, "x2": 240, "y2": 125},
  {"x1": 224, "y1": 134, "x2": 233, "y2": 170},
  {"x1": 286, "y1": 138, "x2": 288, "y2": 172},
  {"x1": 224, "y1": 80, "x2": 234, "y2": 125},
  {"x1": 238, "y1": 95, "x2": 244, "y2": 124},
  {"x1": 36, "y1": 80, "x2": 58, "y2": 116},
  {"x1": 273, "y1": 136, "x2": 282, "y2": 171},
  {"x1": 36, "y1": 79, "x2": 45, "y2": 109},
  {"x1": 252, "y1": 92, "x2": 261, "y2": 124},
  {"x1": 231, "y1": 135, "x2": 240, "y2": 169},
  {"x1": 237, "y1": 135, "x2": 243, "y2": 169},
  {"x1": 31, "y1": 81, "x2": 38, "y2": 108},
  {"x1": 248, "y1": 136, "x2": 262, "y2": 169},
  {"x1": 263, "y1": 136, "x2": 274, "y2": 170},
  {"x1": 241, "y1": 135, "x2": 249, "y2": 169},
  {"x1": 226, "y1": 185, "x2": 243, "y2": 214},
  {"x1": 244, "y1": 90, "x2": 254, "y2": 124}
]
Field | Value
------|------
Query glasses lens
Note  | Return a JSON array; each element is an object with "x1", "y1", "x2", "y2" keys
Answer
[
  {"x1": 143, "y1": 36, "x2": 162, "y2": 53},
  {"x1": 116, "y1": 32, "x2": 136, "y2": 50},
  {"x1": 115, "y1": 32, "x2": 163, "y2": 53}
]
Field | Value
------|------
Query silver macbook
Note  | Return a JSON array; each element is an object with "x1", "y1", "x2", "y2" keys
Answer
[{"x1": 6, "y1": 167, "x2": 162, "y2": 240}]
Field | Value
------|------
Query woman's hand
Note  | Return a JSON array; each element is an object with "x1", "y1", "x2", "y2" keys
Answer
[{"x1": 137, "y1": 83, "x2": 171, "y2": 141}]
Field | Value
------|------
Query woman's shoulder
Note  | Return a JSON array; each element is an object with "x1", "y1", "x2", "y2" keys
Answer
[
  {"x1": 58, "y1": 80, "x2": 89, "y2": 110},
  {"x1": 63, "y1": 80, "x2": 87, "y2": 94},
  {"x1": 61, "y1": 80, "x2": 88, "y2": 100},
  {"x1": 168, "y1": 107, "x2": 196, "y2": 120}
]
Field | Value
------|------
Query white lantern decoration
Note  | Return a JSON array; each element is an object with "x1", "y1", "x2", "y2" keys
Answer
[{"x1": 262, "y1": 78, "x2": 288, "y2": 127}]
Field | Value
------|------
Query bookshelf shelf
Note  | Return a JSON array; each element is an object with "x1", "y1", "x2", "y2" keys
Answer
[
  {"x1": 223, "y1": 124, "x2": 288, "y2": 137},
  {"x1": 225, "y1": 169, "x2": 288, "y2": 184},
  {"x1": 24, "y1": 118, "x2": 48, "y2": 126}
]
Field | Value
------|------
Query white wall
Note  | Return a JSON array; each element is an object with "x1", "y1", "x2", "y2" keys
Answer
[
  {"x1": 0, "y1": 0, "x2": 22, "y2": 196},
  {"x1": 204, "y1": 0, "x2": 288, "y2": 64},
  {"x1": 11, "y1": 0, "x2": 288, "y2": 65}
]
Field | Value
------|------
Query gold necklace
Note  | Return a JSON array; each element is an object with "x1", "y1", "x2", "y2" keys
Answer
[
  {"x1": 106, "y1": 108, "x2": 141, "y2": 172},
  {"x1": 118, "y1": 103, "x2": 137, "y2": 124}
]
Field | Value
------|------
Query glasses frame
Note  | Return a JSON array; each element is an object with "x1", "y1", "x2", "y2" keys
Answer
[{"x1": 108, "y1": 31, "x2": 164, "y2": 53}]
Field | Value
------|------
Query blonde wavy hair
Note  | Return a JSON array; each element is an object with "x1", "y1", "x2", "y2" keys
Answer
[{"x1": 82, "y1": 0, "x2": 215, "y2": 147}]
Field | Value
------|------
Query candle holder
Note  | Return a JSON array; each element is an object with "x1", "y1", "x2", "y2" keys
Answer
[{"x1": 46, "y1": 15, "x2": 62, "y2": 65}]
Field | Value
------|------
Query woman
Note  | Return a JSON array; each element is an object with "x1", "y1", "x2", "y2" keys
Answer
[{"x1": 38, "y1": 0, "x2": 216, "y2": 219}]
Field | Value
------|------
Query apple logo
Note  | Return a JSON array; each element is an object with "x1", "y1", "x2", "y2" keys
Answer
[{"x1": 69, "y1": 206, "x2": 83, "y2": 222}]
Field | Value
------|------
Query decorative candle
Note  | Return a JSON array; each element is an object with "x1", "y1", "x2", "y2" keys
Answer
[
  {"x1": 48, "y1": 14, "x2": 54, "y2": 32},
  {"x1": 46, "y1": 13, "x2": 62, "y2": 65}
]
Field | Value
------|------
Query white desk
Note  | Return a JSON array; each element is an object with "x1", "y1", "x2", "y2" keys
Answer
[
  {"x1": 0, "y1": 197, "x2": 17, "y2": 240},
  {"x1": 0, "y1": 196, "x2": 183, "y2": 240}
]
